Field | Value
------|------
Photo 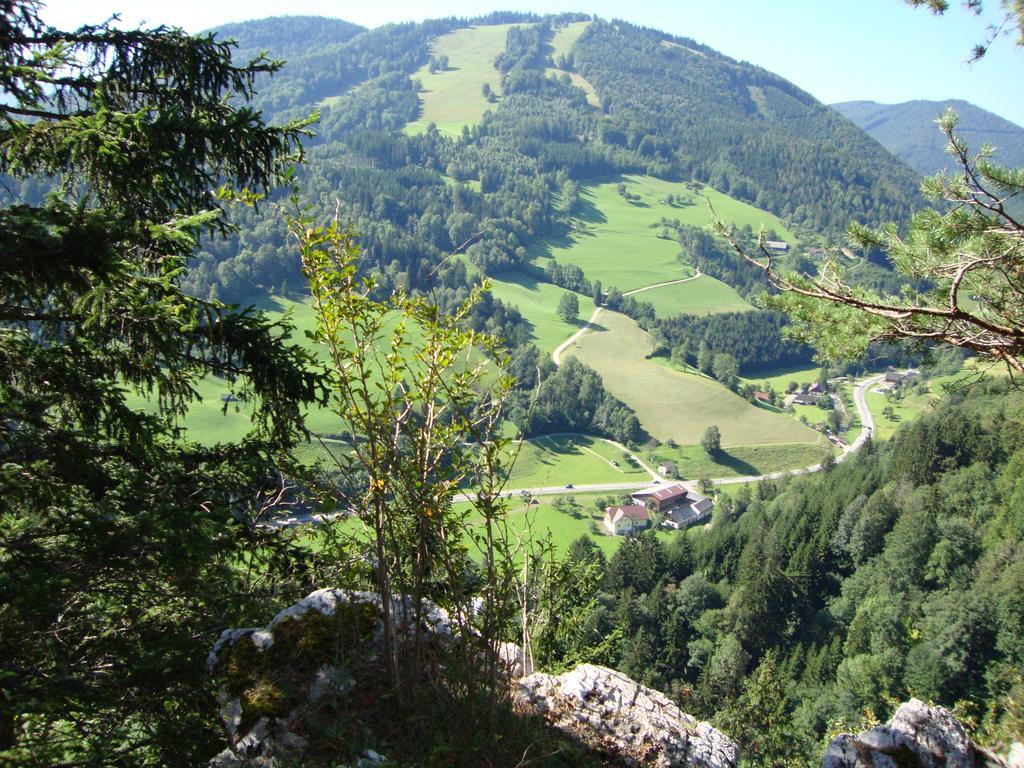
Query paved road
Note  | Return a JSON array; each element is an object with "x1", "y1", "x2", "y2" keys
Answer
[
  {"x1": 277, "y1": 374, "x2": 887, "y2": 527},
  {"x1": 848, "y1": 373, "x2": 884, "y2": 453},
  {"x1": 458, "y1": 374, "x2": 887, "y2": 502}
]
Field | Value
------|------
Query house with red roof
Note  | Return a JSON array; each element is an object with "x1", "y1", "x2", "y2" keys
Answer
[{"x1": 603, "y1": 504, "x2": 650, "y2": 536}]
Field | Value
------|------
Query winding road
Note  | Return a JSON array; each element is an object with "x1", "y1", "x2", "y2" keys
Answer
[
  {"x1": 547, "y1": 265, "x2": 886, "y2": 492},
  {"x1": 459, "y1": 373, "x2": 888, "y2": 504},
  {"x1": 273, "y1": 374, "x2": 887, "y2": 526},
  {"x1": 506, "y1": 261, "x2": 888, "y2": 501}
]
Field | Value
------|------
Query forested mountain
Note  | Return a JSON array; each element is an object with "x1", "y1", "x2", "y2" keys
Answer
[
  {"x1": 177, "y1": 13, "x2": 921, "y2": 304},
  {"x1": 832, "y1": 99, "x2": 1024, "y2": 175}
]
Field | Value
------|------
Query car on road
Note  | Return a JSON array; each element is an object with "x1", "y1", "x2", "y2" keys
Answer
[{"x1": 565, "y1": 483, "x2": 574, "y2": 489}]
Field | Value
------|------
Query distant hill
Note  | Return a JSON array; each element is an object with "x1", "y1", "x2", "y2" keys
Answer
[
  {"x1": 832, "y1": 99, "x2": 1024, "y2": 176},
  {"x1": 181, "y1": 14, "x2": 922, "y2": 304}
]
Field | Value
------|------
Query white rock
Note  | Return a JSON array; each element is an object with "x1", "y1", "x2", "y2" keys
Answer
[
  {"x1": 516, "y1": 664, "x2": 739, "y2": 768},
  {"x1": 823, "y1": 699, "x2": 1007, "y2": 768}
]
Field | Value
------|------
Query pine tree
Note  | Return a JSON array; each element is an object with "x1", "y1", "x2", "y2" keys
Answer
[{"x1": 0, "y1": 4, "x2": 319, "y2": 763}]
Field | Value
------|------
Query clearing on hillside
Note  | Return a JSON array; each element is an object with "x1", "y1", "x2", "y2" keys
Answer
[
  {"x1": 405, "y1": 24, "x2": 524, "y2": 136},
  {"x1": 545, "y1": 21, "x2": 599, "y2": 107},
  {"x1": 505, "y1": 434, "x2": 648, "y2": 488},
  {"x1": 548, "y1": 20, "x2": 591, "y2": 59},
  {"x1": 567, "y1": 309, "x2": 821, "y2": 447},
  {"x1": 487, "y1": 272, "x2": 596, "y2": 353},
  {"x1": 629, "y1": 275, "x2": 752, "y2": 317},
  {"x1": 533, "y1": 174, "x2": 796, "y2": 298}
]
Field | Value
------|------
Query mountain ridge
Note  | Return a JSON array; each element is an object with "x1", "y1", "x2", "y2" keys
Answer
[{"x1": 832, "y1": 98, "x2": 1024, "y2": 176}]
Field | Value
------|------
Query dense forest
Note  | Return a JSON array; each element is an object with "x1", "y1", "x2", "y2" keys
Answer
[{"x1": 535, "y1": 380, "x2": 1024, "y2": 765}]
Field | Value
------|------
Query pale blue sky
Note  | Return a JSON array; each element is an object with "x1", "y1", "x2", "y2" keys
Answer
[{"x1": 44, "y1": 0, "x2": 1024, "y2": 126}]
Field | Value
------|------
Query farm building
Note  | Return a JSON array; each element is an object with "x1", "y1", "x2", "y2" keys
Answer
[
  {"x1": 657, "y1": 460, "x2": 678, "y2": 476},
  {"x1": 603, "y1": 504, "x2": 650, "y2": 536},
  {"x1": 631, "y1": 483, "x2": 714, "y2": 529},
  {"x1": 884, "y1": 369, "x2": 918, "y2": 387},
  {"x1": 765, "y1": 240, "x2": 789, "y2": 252},
  {"x1": 752, "y1": 390, "x2": 772, "y2": 404}
]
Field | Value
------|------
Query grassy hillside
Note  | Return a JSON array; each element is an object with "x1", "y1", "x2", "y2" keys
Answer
[
  {"x1": 629, "y1": 275, "x2": 752, "y2": 317},
  {"x1": 505, "y1": 434, "x2": 648, "y2": 487},
  {"x1": 567, "y1": 309, "x2": 821, "y2": 447},
  {"x1": 545, "y1": 21, "x2": 599, "y2": 107},
  {"x1": 405, "y1": 24, "x2": 523, "y2": 136},
  {"x1": 486, "y1": 272, "x2": 596, "y2": 353},
  {"x1": 534, "y1": 174, "x2": 794, "y2": 295}
]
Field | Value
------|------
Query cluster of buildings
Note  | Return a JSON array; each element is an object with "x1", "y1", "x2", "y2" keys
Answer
[
  {"x1": 790, "y1": 380, "x2": 828, "y2": 406},
  {"x1": 602, "y1": 483, "x2": 714, "y2": 537}
]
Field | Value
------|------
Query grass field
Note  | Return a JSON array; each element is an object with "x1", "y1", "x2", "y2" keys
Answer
[
  {"x1": 650, "y1": 440, "x2": 832, "y2": 480},
  {"x1": 457, "y1": 490, "x2": 682, "y2": 557},
  {"x1": 739, "y1": 365, "x2": 821, "y2": 392},
  {"x1": 123, "y1": 293, "x2": 495, "y2": 445},
  {"x1": 859, "y1": 368, "x2": 984, "y2": 441},
  {"x1": 863, "y1": 381, "x2": 945, "y2": 441},
  {"x1": 792, "y1": 402, "x2": 831, "y2": 429},
  {"x1": 532, "y1": 174, "x2": 797, "y2": 293},
  {"x1": 548, "y1": 20, "x2": 590, "y2": 58},
  {"x1": 486, "y1": 272, "x2": 596, "y2": 353},
  {"x1": 404, "y1": 24, "x2": 523, "y2": 136},
  {"x1": 121, "y1": 294, "x2": 329, "y2": 444},
  {"x1": 629, "y1": 274, "x2": 751, "y2": 317},
  {"x1": 568, "y1": 309, "x2": 823, "y2": 447},
  {"x1": 504, "y1": 434, "x2": 648, "y2": 488}
]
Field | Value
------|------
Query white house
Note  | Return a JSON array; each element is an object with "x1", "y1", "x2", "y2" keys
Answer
[{"x1": 603, "y1": 504, "x2": 650, "y2": 536}]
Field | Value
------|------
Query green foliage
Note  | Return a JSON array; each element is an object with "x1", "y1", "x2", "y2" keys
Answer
[
  {"x1": 528, "y1": 381, "x2": 1024, "y2": 762},
  {"x1": 556, "y1": 290, "x2": 580, "y2": 323},
  {"x1": 743, "y1": 113, "x2": 1024, "y2": 376},
  {"x1": 293, "y1": 209, "x2": 521, "y2": 691},
  {"x1": 701, "y1": 425, "x2": 722, "y2": 454},
  {"x1": 0, "y1": 4, "x2": 322, "y2": 764}
]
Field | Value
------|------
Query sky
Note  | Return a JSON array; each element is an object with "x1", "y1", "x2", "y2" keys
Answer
[{"x1": 42, "y1": 0, "x2": 1024, "y2": 127}]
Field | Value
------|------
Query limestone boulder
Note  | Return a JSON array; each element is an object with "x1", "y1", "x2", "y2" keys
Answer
[
  {"x1": 823, "y1": 699, "x2": 1007, "y2": 768},
  {"x1": 516, "y1": 663, "x2": 739, "y2": 768}
]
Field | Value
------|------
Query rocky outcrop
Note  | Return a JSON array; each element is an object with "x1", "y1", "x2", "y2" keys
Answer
[
  {"x1": 208, "y1": 589, "x2": 739, "y2": 768},
  {"x1": 515, "y1": 664, "x2": 739, "y2": 768},
  {"x1": 209, "y1": 589, "x2": 1015, "y2": 768},
  {"x1": 823, "y1": 699, "x2": 1007, "y2": 768},
  {"x1": 206, "y1": 589, "x2": 453, "y2": 767}
]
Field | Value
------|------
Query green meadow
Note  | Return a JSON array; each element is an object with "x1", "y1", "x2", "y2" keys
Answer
[
  {"x1": 456, "y1": 490, "x2": 681, "y2": 558},
  {"x1": 650, "y1": 440, "x2": 832, "y2": 481},
  {"x1": 486, "y1": 273, "x2": 596, "y2": 353},
  {"x1": 739, "y1": 365, "x2": 821, "y2": 392},
  {"x1": 532, "y1": 174, "x2": 796, "y2": 294},
  {"x1": 504, "y1": 434, "x2": 648, "y2": 488},
  {"x1": 568, "y1": 308, "x2": 822, "y2": 447},
  {"x1": 404, "y1": 24, "x2": 523, "y2": 136},
  {"x1": 547, "y1": 20, "x2": 591, "y2": 59},
  {"x1": 122, "y1": 293, "x2": 494, "y2": 445},
  {"x1": 545, "y1": 21, "x2": 600, "y2": 107},
  {"x1": 628, "y1": 274, "x2": 751, "y2": 317}
]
